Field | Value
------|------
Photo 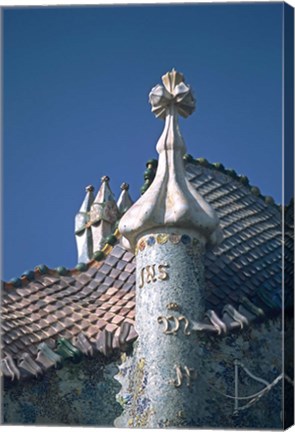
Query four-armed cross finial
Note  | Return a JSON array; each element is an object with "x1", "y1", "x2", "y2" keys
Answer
[{"x1": 149, "y1": 69, "x2": 196, "y2": 119}]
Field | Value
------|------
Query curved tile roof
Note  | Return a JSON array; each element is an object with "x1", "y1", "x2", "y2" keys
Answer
[{"x1": 1, "y1": 160, "x2": 292, "y2": 380}]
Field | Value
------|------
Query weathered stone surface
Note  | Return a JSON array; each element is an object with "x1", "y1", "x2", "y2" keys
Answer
[
  {"x1": 2, "y1": 353, "x2": 122, "y2": 426},
  {"x1": 3, "y1": 316, "x2": 288, "y2": 428},
  {"x1": 129, "y1": 232, "x2": 205, "y2": 426},
  {"x1": 116, "y1": 317, "x2": 288, "y2": 429}
]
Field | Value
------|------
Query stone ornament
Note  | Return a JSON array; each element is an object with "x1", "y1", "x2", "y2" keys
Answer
[
  {"x1": 75, "y1": 185, "x2": 95, "y2": 235},
  {"x1": 117, "y1": 183, "x2": 133, "y2": 215},
  {"x1": 90, "y1": 201, "x2": 118, "y2": 225},
  {"x1": 75, "y1": 185, "x2": 95, "y2": 263},
  {"x1": 90, "y1": 176, "x2": 119, "y2": 225},
  {"x1": 119, "y1": 69, "x2": 223, "y2": 252},
  {"x1": 149, "y1": 69, "x2": 195, "y2": 119},
  {"x1": 75, "y1": 176, "x2": 122, "y2": 262}
]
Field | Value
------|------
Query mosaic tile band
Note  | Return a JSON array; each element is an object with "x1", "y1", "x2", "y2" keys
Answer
[{"x1": 135, "y1": 233, "x2": 200, "y2": 254}]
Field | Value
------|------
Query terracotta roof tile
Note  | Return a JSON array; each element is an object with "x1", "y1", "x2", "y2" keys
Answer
[
  {"x1": 71, "y1": 320, "x2": 91, "y2": 330},
  {"x1": 84, "y1": 266, "x2": 99, "y2": 277},
  {"x1": 99, "y1": 264, "x2": 112, "y2": 276},
  {"x1": 95, "y1": 284, "x2": 109, "y2": 294},
  {"x1": 7, "y1": 292, "x2": 21, "y2": 302},
  {"x1": 21, "y1": 336, "x2": 34, "y2": 347},
  {"x1": 122, "y1": 251, "x2": 134, "y2": 263},
  {"x1": 106, "y1": 297, "x2": 118, "y2": 305},
  {"x1": 112, "y1": 279, "x2": 124, "y2": 290},
  {"x1": 46, "y1": 315, "x2": 58, "y2": 325},
  {"x1": 90, "y1": 273, "x2": 106, "y2": 285},
  {"x1": 103, "y1": 311, "x2": 116, "y2": 322},
  {"x1": 59, "y1": 275, "x2": 76, "y2": 285},
  {"x1": 109, "y1": 268, "x2": 121, "y2": 279},
  {"x1": 79, "y1": 287, "x2": 94, "y2": 297},
  {"x1": 123, "y1": 292, "x2": 135, "y2": 301},
  {"x1": 15, "y1": 288, "x2": 33, "y2": 298},
  {"x1": 76, "y1": 273, "x2": 92, "y2": 284},
  {"x1": 92, "y1": 308, "x2": 104, "y2": 317},
  {"x1": 104, "y1": 276, "x2": 114, "y2": 287},
  {"x1": 41, "y1": 277, "x2": 58, "y2": 286},
  {"x1": 106, "y1": 287, "x2": 119, "y2": 296},
  {"x1": 118, "y1": 271, "x2": 131, "y2": 282},
  {"x1": 86, "y1": 325, "x2": 101, "y2": 338},
  {"x1": 99, "y1": 303, "x2": 112, "y2": 311},
  {"x1": 116, "y1": 298, "x2": 129, "y2": 307},
  {"x1": 125, "y1": 262, "x2": 136, "y2": 273},
  {"x1": 61, "y1": 317, "x2": 74, "y2": 328},
  {"x1": 70, "y1": 326, "x2": 84, "y2": 336},
  {"x1": 105, "y1": 323, "x2": 118, "y2": 333},
  {"x1": 112, "y1": 290, "x2": 128, "y2": 300},
  {"x1": 127, "y1": 310, "x2": 136, "y2": 320},
  {"x1": 119, "y1": 307, "x2": 132, "y2": 316},
  {"x1": 110, "y1": 305, "x2": 123, "y2": 313},
  {"x1": 111, "y1": 315, "x2": 126, "y2": 325},
  {"x1": 116, "y1": 260, "x2": 127, "y2": 271},
  {"x1": 98, "y1": 293, "x2": 110, "y2": 302},
  {"x1": 104, "y1": 254, "x2": 119, "y2": 267},
  {"x1": 111, "y1": 245, "x2": 126, "y2": 259},
  {"x1": 87, "y1": 313, "x2": 99, "y2": 324},
  {"x1": 126, "y1": 274, "x2": 136, "y2": 285},
  {"x1": 55, "y1": 310, "x2": 68, "y2": 320}
]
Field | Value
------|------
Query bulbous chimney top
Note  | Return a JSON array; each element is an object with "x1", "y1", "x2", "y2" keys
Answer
[{"x1": 119, "y1": 69, "x2": 223, "y2": 251}]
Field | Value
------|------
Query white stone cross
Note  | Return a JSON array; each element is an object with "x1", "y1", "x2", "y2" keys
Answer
[{"x1": 149, "y1": 68, "x2": 196, "y2": 119}]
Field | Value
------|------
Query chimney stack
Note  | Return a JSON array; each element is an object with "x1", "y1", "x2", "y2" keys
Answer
[{"x1": 117, "y1": 70, "x2": 222, "y2": 427}]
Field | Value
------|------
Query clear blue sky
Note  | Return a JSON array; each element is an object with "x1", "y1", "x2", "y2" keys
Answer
[{"x1": 3, "y1": 3, "x2": 285, "y2": 280}]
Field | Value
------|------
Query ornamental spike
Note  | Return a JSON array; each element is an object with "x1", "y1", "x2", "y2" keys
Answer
[
  {"x1": 117, "y1": 183, "x2": 133, "y2": 216},
  {"x1": 90, "y1": 176, "x2": 119, "y2": 252},
  {"x1": 75, "y1": 185, "x2": 95, "y2": 263}
]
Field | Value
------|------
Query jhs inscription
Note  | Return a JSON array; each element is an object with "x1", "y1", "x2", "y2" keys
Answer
[{"x1": 139, "y1": 263, "x2": 170, "y2": 288}]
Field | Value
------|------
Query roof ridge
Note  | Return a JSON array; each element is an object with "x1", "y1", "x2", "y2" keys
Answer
[
  {"x1": 140, "y1": 154, "x2": 285, "y2": 209},
  {"x1": 3, "y1": 227, "x2": 122, "y2": 290},
  {"x1": 4, "y1": 156, "x2": 289, "y2": 288},
  {"x1": 184, "y1": 154, "x2": 282, "y2": 208}
]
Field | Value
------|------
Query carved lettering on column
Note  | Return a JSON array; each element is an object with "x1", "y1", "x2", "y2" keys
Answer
[
  {"x1": 171, "y1": 365, "x2": 196, "y2": 388},
  {"x1": 157, "y1": 315, "x2": 191, "y2": 336},
  {"x1": 139, "y1": 267, "x2": 145, "y2": 288},
  {"x1": 179, "y1": 316, "x2": 191, "y2": 336},
  {"x1": 138, "y1": 263, "x2": 170, "y2": 288},
  {"x1": 146, "y1": 265, "x2": 157, "y2": 284},
  {"x1": 158, "y1": 263, "x2": 170, "y2": 280}
]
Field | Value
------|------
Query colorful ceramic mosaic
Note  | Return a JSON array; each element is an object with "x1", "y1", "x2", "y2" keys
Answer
[
  {"x1": 156, "y1": 233, "x2": 169, "y2": 244},
  {"x1": 135, "y1": 233, "x2": 200, "y2": 254}
]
